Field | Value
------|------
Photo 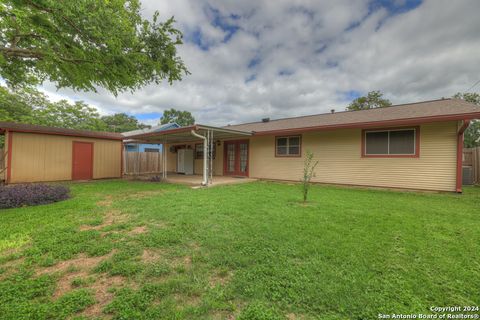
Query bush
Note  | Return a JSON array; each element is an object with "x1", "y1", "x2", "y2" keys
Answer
[{"x1": 0, "y1": 184, "x2": 70, "y2": 209}]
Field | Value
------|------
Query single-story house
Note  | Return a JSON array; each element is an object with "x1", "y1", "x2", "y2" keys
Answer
[
  {"x1": 123, "y1": 123, "x2": 179, "y2": 152},
  {"x1": 127, "y1": 98, "x2": 480, "y2": 192},
  {"x1": 2, "y1": 98, "x2": 479, "y2": 192},
  {"x1": 0, "y1": 122, "x2": 123, "y2": 183}
]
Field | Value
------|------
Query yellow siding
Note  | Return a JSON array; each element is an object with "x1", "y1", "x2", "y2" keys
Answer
[
  {"x1": 10, "y1": 132, "x2": 121, "y2": 183},
  {"x1": 249, "y1": 121, "x2": 458, "y2": 192}
]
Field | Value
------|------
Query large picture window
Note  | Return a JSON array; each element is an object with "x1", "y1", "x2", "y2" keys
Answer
[
  {"x1": 363, "y1": 127, "x2": 419, "y2": 157},
  {"x1": 275, "y1": 136, "x2": 301, "y2": 157}
]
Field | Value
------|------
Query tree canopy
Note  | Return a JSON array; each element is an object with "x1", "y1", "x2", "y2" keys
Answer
[
  {"x1": 101, "y1": 113, "x2": 150, "y2": 133},
  {"x1": 0, "y1": 86, "x2": 149, "y2": 133},
  {"x1": 346, "y1": 91, "x2": 392, "y2": 111},
  {"x1": 0, "y1": 0, "x2": 189, "y2": 95},
  {"x1": 453, "y1": 92, "x2": 480, "y2": 148},
  {"x1": 160, "y1": 108, "x2": 195, "y2": 127}
]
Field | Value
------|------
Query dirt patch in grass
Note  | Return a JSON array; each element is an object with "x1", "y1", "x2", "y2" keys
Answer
[
  {"x1": 128, "y1": 225, "x2": 147, "y2": 235},
  {"x1": 53, "y1": 271, "x2": 90, "y2": 298},
  {"x1": 128, "y1": 190, "x2": 166, "y2": 198},
  {"x1": 141, "y1": 249, "x2": 164, "y2": 263},
  {"x1": 174, "y1": 293, "x2": 202, "y2": 308},
  {"x1": 96, "y1": 195, "x2": 113, "y2": 207},
  {"x1": 79, "y1": 275, "x2": 125, "y2": 318},
  {"x1": 209, "y1": 270, "x2": 233, "y2": 288},
  {"x1": 37, "y1": 251, "x2": 115, "y2": 276},
  {"x1": 79, "y1": 210, "x2": 127, "y2": 232}
]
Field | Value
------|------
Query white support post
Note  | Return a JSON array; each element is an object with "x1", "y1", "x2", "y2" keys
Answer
[{"x1": 209, "y1": 130, "x2": 214, "y2": 184}]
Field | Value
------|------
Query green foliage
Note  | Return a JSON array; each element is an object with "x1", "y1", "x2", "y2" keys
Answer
[
  {"x1": 34, "y1": 100, "x2": 108, "y2": 131},
  {"x1": 453, "y1": 92, "x2": 480, "y2": 147},
  {"x1": 0, "y1": 0, "x2": 189, "y2": 94},
  {"x1": 101, "y1": 113, "x2": 151, "y2": 133},
  {"x1": 238, "y1": 302, "x2": 284, "y2": 320},
  {"x1": 301, "y1": 150, "x2": 319, "y2": 203},
  {"x1": 346, "y1": 90, "x2": 392, "y2": 111},
  {"x1": 160, "y1": 108, "x2": 195, "y2": 127},
  {"x1": 0, "y1": 85, "x2": 149, "y2": 132},
  {"x1": 1, "y1": 180, "x2": 480, "y2": 318}
]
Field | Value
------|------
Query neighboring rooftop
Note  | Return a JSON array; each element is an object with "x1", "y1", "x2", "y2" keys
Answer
[
  {"x1": 225, "y1": 98, "x2": 480, "y2": 134},
  {"x1": 122, "y1": 122, "x2": 179, "y2": 137},
  {"x1": 0, "y1": 122, "x2": 124, "y2": 140}
]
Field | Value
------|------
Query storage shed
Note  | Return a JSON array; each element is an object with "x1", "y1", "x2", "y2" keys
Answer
[{"x1": 0, "y1": 122, "x2": 123, "y2": 184}]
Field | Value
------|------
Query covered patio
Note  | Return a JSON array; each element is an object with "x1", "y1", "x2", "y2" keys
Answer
[{"x1": 125, "y1": 124, "x2": 253, "y2": 186}]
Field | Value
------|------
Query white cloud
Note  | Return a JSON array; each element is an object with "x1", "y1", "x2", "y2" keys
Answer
[{"x1": 36, "y1": 0, "x2": 480, "y2": 126}]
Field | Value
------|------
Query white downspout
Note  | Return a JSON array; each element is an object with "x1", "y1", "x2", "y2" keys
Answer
[{"x1": 191, "y1": 130, "x2": 208, "y2": 186}]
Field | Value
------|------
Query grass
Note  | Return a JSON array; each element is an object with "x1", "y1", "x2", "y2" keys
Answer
[{"x1": 0, "y1": 180, "x2": 479, "y2": 319}]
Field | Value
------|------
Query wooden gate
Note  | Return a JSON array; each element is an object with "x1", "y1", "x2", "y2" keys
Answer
[{"x1": 463, "y1": 147, "x2": 480, "y2": 184}]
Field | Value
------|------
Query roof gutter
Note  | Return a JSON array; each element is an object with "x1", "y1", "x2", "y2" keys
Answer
[
  {"x1": 456, "y1": 120, "x2": 471, "y2": 193},
  {"x1": 190, "y1": 130, "x2": 207, "y2": 186}
]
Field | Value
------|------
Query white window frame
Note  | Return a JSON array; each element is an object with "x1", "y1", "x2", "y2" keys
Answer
[{"x1": 275, "y1": 135, "x2": 301, "y2": 157}]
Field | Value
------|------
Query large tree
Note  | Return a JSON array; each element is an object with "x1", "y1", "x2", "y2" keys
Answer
[
  {"x1": 0, "y1": 86, "x2": 150, "y2": 132},
  {"x1": 453, "y1": 92, "x2": 480, "y2": 148},
  {"x1": 346, "y1": 91, "x2": 392, "y2": 111},
  {"x1": 0, "y1": 0, "x2": 188, "y2": 94},
  {"x1": 33, "y1": 100, "x2": 107, "y2": 131},
  {"x1": 160, "y1": 108, "x2": 195, "y2": 127},
  {"x1": 101, "y1": 113, "x2": 150, "y2": 133}
]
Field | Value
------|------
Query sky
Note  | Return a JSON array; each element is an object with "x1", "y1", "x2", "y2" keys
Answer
[{"x1": 38, "y1": 0, "x2": 480, "y2": 127}]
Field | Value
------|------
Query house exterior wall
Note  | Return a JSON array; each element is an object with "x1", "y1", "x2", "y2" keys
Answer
[
  {"x1": 248, "y1": 121, "x2": 458, "y2": 191},
  {"x1": 165, "y1": 142, "x2": 224, "y2": 176},
  {"x1": 9, "y1": 132, "x2": 122, "y2": 183}
]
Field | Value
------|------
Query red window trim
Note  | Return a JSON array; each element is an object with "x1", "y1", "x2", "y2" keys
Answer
[
  {"x1": 275, "y1": 135, "x2": 302, "y2": 157},
  {"x1": 361, "y1": 126, "x2": 420, "y2": 158}
]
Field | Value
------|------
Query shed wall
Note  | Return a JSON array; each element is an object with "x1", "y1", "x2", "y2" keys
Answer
[{"x1": 9, "y1": 132, "x2": 121, "y2": 183}]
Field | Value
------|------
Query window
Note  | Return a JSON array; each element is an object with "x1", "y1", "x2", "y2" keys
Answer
[
  {"x1": 126, "y1": 145, "x2": 137, "y2": 152},
  {"x1": 144, "y1": 148, "x2": 159, "y2": 153},
  {"x1": 363, "y1": 127, "x2": 418, "y2": 157},
  {"x1": 195, "y1": 143, "x2": 216, "y2": 159},
  {"x1": 276, "y1": 136, "x2": 301, "y2": 157}
]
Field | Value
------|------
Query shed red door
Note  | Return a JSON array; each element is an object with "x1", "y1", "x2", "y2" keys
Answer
[{"x1": 72, "y1": 142, "x2": 93, "y2": 180}]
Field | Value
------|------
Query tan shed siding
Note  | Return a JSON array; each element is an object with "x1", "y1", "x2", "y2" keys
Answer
[
  {"x1": 10, "y1": 132, "x2": 121, "y2": 183},
  {"x1": 93, "y1": 140, "x2": 122, "y2": 179},
  {"x1": 249, "y1": 121, "x2": 457, "y2": 191}
]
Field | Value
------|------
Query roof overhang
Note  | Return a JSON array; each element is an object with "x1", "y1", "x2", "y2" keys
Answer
[
  {"x1": 251, "y1": 112, "x2": 480, "y2": 136},
  {"x1": 0, "y1": 123, "x2": 123, "y2": 140},
  {"x1": 125, "y1": 124, "x2": 252, "y2": 144}
]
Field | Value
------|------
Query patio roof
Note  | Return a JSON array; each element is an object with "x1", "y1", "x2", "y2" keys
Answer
[{"x1": 125, "y1": 124, "x2": 252, "y2": 143}]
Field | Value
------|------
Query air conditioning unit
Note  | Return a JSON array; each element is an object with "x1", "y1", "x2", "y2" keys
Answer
[
  {"x1": 463, "y1": 166, "x2": 473, "y2": 185},
  {"x1": 177, "y1": 149, "x2": 194, "y2": 175}
]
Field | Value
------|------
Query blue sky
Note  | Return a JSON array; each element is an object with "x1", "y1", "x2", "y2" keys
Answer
[{"x1": 38, "y1": 0, "x2": 480, "y2": 126}]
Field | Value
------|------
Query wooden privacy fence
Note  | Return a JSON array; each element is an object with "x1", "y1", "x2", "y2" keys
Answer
[
  {"x1": 124, "y1": 151, "x2": 163, "y2": 175},
  {"x1": 463, "y1": 147, "x2": 480, "y2": 185},
  {"x1": 0, "y1": 148, "x2": 4, "y2": 181}
]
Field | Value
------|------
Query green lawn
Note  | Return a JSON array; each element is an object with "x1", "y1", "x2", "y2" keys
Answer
[{"x1": 0, "y1": 180, "x2": 479, "y2": 320}]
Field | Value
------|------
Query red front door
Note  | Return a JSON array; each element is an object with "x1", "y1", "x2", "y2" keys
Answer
[
  {"x1": 224, "y1": 140, "x2": 249, "y2": 176},
  {"x1": 72, "y1": 142, "x2": 93, "y2": 180}
]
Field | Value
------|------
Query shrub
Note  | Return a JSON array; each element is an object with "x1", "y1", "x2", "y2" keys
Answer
[
  {"x1": 301, "y1": 150, "x2": 319, "y2": 203},
  {"x1": 0, "y1": 184, "x2": 70, "y2": 209}
]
